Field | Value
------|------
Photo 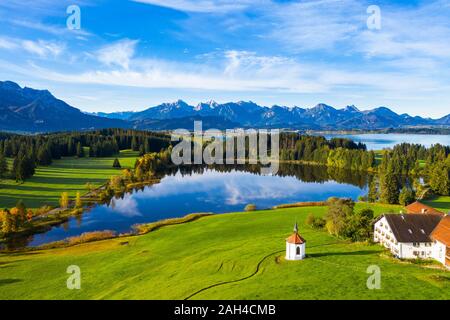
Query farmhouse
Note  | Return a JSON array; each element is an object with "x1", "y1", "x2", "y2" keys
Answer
[
  {"x1": 373, "y1": 214, "x2": 441, "y2": 259},
  {"x1": 430, "y1": 215, "x2": 450, "y2": 269},
  {"x1": 405, "y1": 201, "x2": 444, "y2": 216},
  {"x1": 285, "y1": 222, "x2": 306, "y2": 261}
]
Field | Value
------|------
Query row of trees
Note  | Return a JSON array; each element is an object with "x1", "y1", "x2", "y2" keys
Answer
[
  {"x1": 279, "y1": 134, "x2": 375, "y2": 171},
  {"x1": 0, "y1": 200, "x2": 33, "y2": 235}
]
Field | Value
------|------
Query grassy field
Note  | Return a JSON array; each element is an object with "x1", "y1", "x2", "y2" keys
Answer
[
  {"x1": 0, "y1": 150, "x2": 139, "y2": 209},
  {"x1": 1, "y1": 203, "x2": 448, "y2": 300},
  {"x1": 424, "y1": 196, "x2": 450, "y2": 213}
]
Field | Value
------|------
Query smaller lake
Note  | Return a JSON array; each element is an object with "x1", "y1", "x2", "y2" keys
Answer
[
  {"x1": 26, "y1": 166, "x2": 367, "y2": 247},
  {"x1": 321, "y1": 133, "x2": 450, "y2": 150}
]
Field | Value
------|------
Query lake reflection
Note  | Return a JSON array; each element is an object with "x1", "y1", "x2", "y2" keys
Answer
[{"x1": 27, "y1": 165, "x2": 367, "y2": 247}]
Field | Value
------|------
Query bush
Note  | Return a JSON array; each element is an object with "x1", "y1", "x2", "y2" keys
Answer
[
  {"x1": 244, "y1": 204, "x2": 257, "y2": 212},
  {"x1": 305, "y1": 213, "x2": 326, "y2": 229}
]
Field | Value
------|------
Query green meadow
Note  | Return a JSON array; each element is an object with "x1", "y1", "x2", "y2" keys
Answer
[
  {"x1": 0, "y1": 150, "x2": 139, "y2": 209},
  {"x1": 1, "y1": 203, "x2": 448, "y2": 300},
  {"x1": 424, "y1": 196, "x2": 450, "y2": 213}
]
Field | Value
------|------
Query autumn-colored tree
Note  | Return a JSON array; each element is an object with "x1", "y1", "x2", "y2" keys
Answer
[
  {"x1": 1, "y1": 209, "x2": 14, "y2": 234},
  {"x1": 75, "y1": 192, "x2": 82, "y2": 209},
  {"x1": 60, "y1": 192, "x2": 70, "y2": 209},
  {"x1": 26, "y1": 209, "x2": 33, "y2": 222}
]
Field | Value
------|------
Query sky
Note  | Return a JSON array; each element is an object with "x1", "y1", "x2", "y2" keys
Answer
[{"x1": 0, "y1": 0, "x2": 449, "y2": 118}]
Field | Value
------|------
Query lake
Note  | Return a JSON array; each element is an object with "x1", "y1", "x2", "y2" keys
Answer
[
  {"x1": 24, "y1": 164, "x2": 367, "y2": 247},
  {"x1": 321, "y1": 133, "x2": 450, "y2": 150}
]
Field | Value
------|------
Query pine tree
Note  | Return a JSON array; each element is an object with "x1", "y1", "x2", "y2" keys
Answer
[
  {"x1": 37, "y1": 145, "x2": 52, "y2": 166},
  {"x1": 76, "y1": 142, "x2": 85, "y2": 158},
  {"x1": 368, "y1": 176, "x2": 379, "y2": 203},
  {"x1": 139, "y1": 144, "x2": 145, "y2": 156},
  {"x1": 380, "y1": 171, "x2": 400, "y2": 204},
  {"x1": 112, "y1": 158, "x2": 121, "y2": 168},
  {"x1": 0, "y1": 153, "x2": 7, "y2": 178},
  {"x1": 131, "y1": 136, "x2": 138, "y2": 151},
  {"x1": 399, "y1": 187, "x2": 415, "y2": 206},
  {"x1": 15, "y1": 200, "x2": 27, "y2": 224}
]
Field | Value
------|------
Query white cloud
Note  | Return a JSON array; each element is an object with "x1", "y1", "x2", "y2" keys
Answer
[
  {"x1": 132, "y1": 0, "x2": 262, "y2": 13},
  {"x1": 96, "y1": 39, "x2": 138, "y2": 70},
  {"x1": 266, "y1": 0, "x2": 364, "y2": 52},
  {"x1": 0, "y1": 37, "x2": 19, "y2": 50},
  {"x1": 22, "y1": 39, "x2": 65, "y2": 57}
]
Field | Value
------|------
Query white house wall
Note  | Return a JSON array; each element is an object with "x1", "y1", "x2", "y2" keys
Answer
[{"x1": 374, "y1": 217, "x2": 434, "y2": 260}]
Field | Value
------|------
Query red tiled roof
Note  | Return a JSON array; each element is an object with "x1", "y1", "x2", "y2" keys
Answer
[
  {"x1": 405, "y1": 201, "x2": 444, "y2": 216},
  {"x1": 431, "y1": 215, "x2": 450, "y2": 246},
  {"x1": 286, "y1": 232, "x2": 306, "y2": 244}
]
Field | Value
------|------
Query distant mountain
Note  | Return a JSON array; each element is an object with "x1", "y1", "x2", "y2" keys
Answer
[
  {"x1": 120, "y1": 100, "x2": 446, "y2": 130},
  {"x1": 133, "y1": 115, "x2": 241, "y2": 131},
  {"x1": 1, "y1": 81, "x2": 449, "y2": 132},
  {"x1": 130, "y1": 100, "x2": 195, "y2": 121},
  {"x1": 89, "y1": 111, "x2": 135, "y2": 121},
  {"x1": 436, "y1": 114, "x2": 450, "y2": 125},
  {"x1": 0, "y1": 81, "x2": 129, "y2": 132}
]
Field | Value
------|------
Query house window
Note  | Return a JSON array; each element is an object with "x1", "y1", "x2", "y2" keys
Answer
[
  {"x1": 296, "y1": 246, "x2": 300, "y2": 255},
  {"x1": 413, "y1": 243, "x2": 420, "y2": 247}
]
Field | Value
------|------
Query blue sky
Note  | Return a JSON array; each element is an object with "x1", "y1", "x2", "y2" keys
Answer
[{"x1": 0, "y1": 0, "x2": 449, "y2": 117}]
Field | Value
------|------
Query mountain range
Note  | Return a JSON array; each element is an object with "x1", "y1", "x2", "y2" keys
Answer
[{"x1": 1, "y1": 81, "x2": 449, "y2": 132}]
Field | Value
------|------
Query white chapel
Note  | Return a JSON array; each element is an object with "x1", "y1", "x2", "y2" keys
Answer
[{"x1": 286, "y1": 222, "x2": 306, "y2": 260}]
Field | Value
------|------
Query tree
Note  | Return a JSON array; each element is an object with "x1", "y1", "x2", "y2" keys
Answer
[
  {"x1": 399, "y1": 187, "x2": 415, "y2": 206},
  {"x1": 139, "y1": 144, "x2": 145, "y2": 156},
  {"x1": 26, "y1": 209, "x2": 33, "y2": 222},
  {"x1": 0, "y1": 209, "x2": 14, "y2": 234},
  {"x1": 15, "y1": 200, "x2": 27, "y2": 225},
  {"x1": 325, "y1": 197, "x2": 355, "y2": 236},
  {"x1": 379, "y1": 171, "x2": 400, "y2": 204},
  {"x1": 37, "y1": 145, "x2": 52, "y2": 166},
  {"x1": 0, "y1": 153, "x2": 7, "y2": 178},
  {"x1": 368, "y1": 177, "x2": 379, "y2": 203},
  {"x1": 59, "y1": 192, "x2": 70, "y2": 209},
  {"x1": 131, "y1": 136, "x2": 138, "y2": 151},
  {"x1": 76, "y1": 142, "x2": 85, "y2": 158},
  {"x1": 112, "y1": 158, "x2": 121, "y2": 168},
  {"x1": 110, "y1": 175, "x2": 124, "y2": 191},
  {"x1": 305, "y1": 213, "x2": 325, "y2": 229},
  {"x1": 429, "y1": 164, "x2": 450, "y2": 196},
  {"x1": 343, "y1": 208, "x2": 374, "y2": 241},
  {"x1": 75, "y1": 192, "x2": 82, "y2": 209}
]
